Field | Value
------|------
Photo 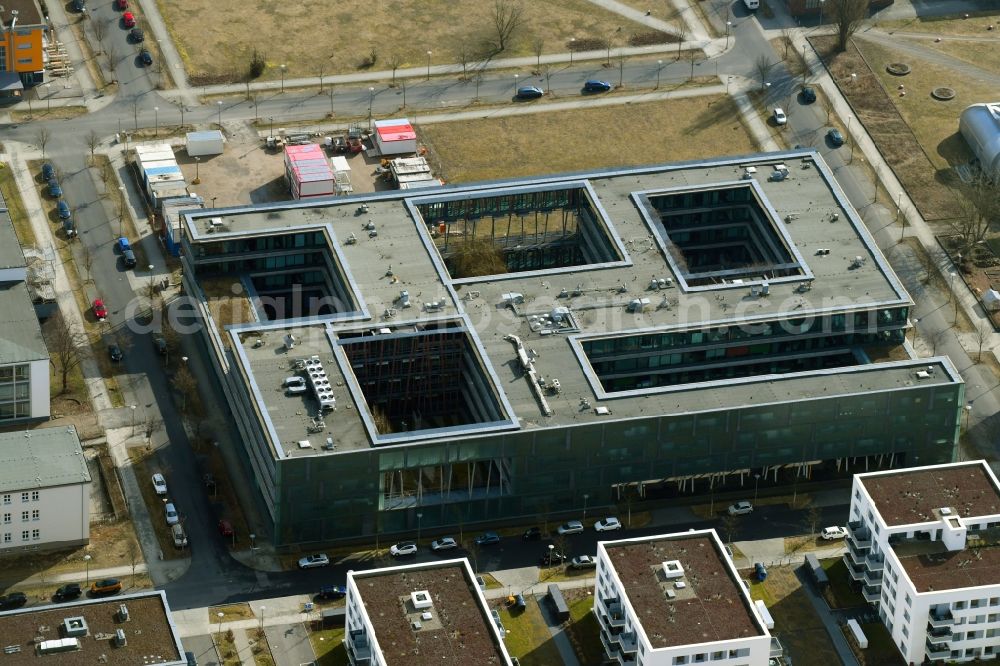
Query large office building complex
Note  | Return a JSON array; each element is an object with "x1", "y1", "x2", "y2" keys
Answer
[
  {"x1": 179, "y1": 150, "x2": 964, "y2": 546},
  {"x1": 847, "y1": 460, "x2": 1000, "y2": 663},
  {"x1": 595, "y1": 530, "x2": 772, "y2": 665}
]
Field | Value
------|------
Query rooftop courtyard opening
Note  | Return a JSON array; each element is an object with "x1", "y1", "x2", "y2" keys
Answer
[
  {"x1": 337, "y1": 320, "x2": 512, "y2": 442},
  {"x1": 190, "y1": 228, "x2": 362, "y2": 320},
  {"x1": 581, "y1": 308, "x2": 909, "y2": 393},
  {"x1": 414, "y1": 185, "x2": 622, "y2": 280},
  {"x1": 642, "y1": 183, "x2": 805, "y2": 288}
]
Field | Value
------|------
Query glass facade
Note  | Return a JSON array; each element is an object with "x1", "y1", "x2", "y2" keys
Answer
[
  {"x1": 0, "y1": 364, "x2": 31, "y2": 421},
  {"x1": 272, "y1": 377, "x2": 960, "y2": 546}
]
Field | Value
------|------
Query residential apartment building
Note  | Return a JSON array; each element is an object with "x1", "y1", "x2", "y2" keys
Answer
[
  {"x1": 0, "y1": 590, "x2": 187, "y2": 664},
  {"x1": 0, "y1": 205, "x2": 50, "y2": 424},
  {"x1": 0, "y1": 426, "x2": 90, "y2": 554},
  {"x1": 178, "y1": 150, "x2": 964, "y2": 547},
  {"x1": 344, "y1": 558, "x2": 514, "y2": 666},
  {"x1": 595, "y1": 529, "x2": 772, "y2": 665},
  {"x1": 846, "y1": 460, "x2": 1000, "y2": 663},
  {"x1": 0, "y1": 0, "x2": 47, "y2": 95}
]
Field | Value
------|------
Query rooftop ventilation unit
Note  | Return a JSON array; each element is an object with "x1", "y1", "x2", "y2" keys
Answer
[
  {"x1": 117, "y1": 604, "x2": 129, "y2": 622},
  {"x1": 305, "y1": 355, "x2": 336, "y2": 411},
  {"x1": 941, "y1": 507, "x2": 953, "y2": 516},
  {"x1": 114, "y1": 629, "x2": 126, "y2": 648},
  {"x1": 37, "y1": 638, "x2": 80, "y2": 654},
  {"x1": 411, "y1": 590, "x2": 432, "y2": 610},
  {"x1": 662, "y1": 560, "x2": 685, "y2": 579},
  {"x1": 62, "y1": 617, "x2": 88, "y2": 637}
]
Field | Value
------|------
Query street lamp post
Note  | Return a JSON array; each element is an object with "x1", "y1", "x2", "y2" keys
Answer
[
  {"x1": 656, "y1": 59, "x2": 663, "y2": 88},
  {"x1": 753, "y1": 473, "x2": 761, "y2": 504},
  {"x1": 193, "y1": 157, "x2": 200, "y2": 185},
  {"x1": 583, "y1": 493, "x2": 590, "y2": 520},
  {"x1": 148, "y1": 264, "x2": 155, "y2": 302},
  {"x1": 216, "y1": 612, "x2": 224, "y2": 641},
  {"x1": 250, "y1": 533, "x2": 256, "y2": 558},
  {"x1": 216, "y1": 101, "x2": 223, "y2": 128},
  {"x1": 726, "y1": 21, "x2": 732, "y2": 49},
  {"x1": 212, "y1": 196, "x2": 218, "y2": 209},
  {"x1": 726, "y1": 75, "x2": 733, "y2": 95},
  {"x1": 569, "y1": 38, "x2": 576, "y2": 64},
  {"x1": 130, "y1": 404, "x2": 137, "y2": 436},
  {"x1": 951, "y1": 271, "x2": 959, "y2": 324},
  {"x1": 118, "y1": 186, "x2": 126, "y2": 235},
  {"x1": 153, "y1": 106, "x2": 159, "y2": 137},
  {"x1": 897, "y1": 193, "x2": 905, "y2": 242},
  {"x1": 547, "y1": 544, "x2": 554, "y2": 568},
  {"x1": 268, "y1": 116, "x2": 274, "y2": 139},
  {"x1": 368, "y1": 86, "x2": 375, "y2": 128},
  {"x1": 181, "y1": 357, "x2": 189, "y2": 411},
  {"x1": 426, "y1": 51, "x2": 432, "y2": 80},
  {"x1": 45, "y1": 83, "x2": 51, "y2": 112},
  {"x1": 818, "y1": 0, "x2": 825, "y2": 27},
  {"x1": 84, "y1": 554, "x2": 92, "y2": 585},
  {"x1": 280, "y1": 64, "x2": 286, "y2": 92},
  {"x1": 513, "y1": 73, "x2": 519, "y2": 94},
  {"x1": 416, "y1": 512, "x2": 423, "y2": 544},
  {"x1": 259, "y1": 606, "x2": 265, "y2": 632}
]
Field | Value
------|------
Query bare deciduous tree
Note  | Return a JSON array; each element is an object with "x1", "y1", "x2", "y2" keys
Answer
[
  {"x1": 80, "y1": 243, "x2": 94, "y2": 284},
  {"x1": 950, "y1": 178, "x2": 999, "y2": 257},
  {"x1": 720, "y1": 514, "x2": 739, "y2": 544},
  {"x1": 676, "y1": 25, "x2": 687, "y2": 60},
  {"x1": 388, "y1": 54, "x2": 401, "y2": 86},
  {"x1": 106, "y1": 43, "x2": 118, "y2": 75},
  {"x1": 172, "y1": 364, "x2": 198, "y2": 413},
  {"x1": 489, "y1": 0, "x2": 524, "y2": 54},
  {"x1": 532, "y1": 37, "x2": 544, "y2": 71},
  {"x1": 829, "y1": 0, "x2": 869, "y2": 52},
  {"x1": 93, "y1": 18, "x2": 106, "y2": 44},
  {"x1": 127, "y1": 540, "x2": 140, "y2": 585},
  {"x1": 754, "y1": 54, "x2": 774, "y2": 90},
  {"x1": 315, "y1": 62, "x2": 326, "y2": 93},
  {"x1": 45, "y1": 311, "x2": 87, "y2": 394},
  {"x1": 975, "y1": 320, "x2": 993, "y2": 361},
  {"x1": 930, "y1": 329, "x2": 948, "y2": 356},
  {"x1": 36, "y1": 128, "x2": 50, "y2": 158},
  {"x1": 86, "y1": 130, "x2": 100, "y2": 160},
  {"x1": 780, "y1": 27, "x2": 793, "y2": 60},
  {"x1": 804, "y1": 505, "x2": 822, "y2": 535}
]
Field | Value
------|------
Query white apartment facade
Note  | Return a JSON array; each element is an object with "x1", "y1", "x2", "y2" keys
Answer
[
  {"x1": 595, "y1": 529, "x2": 772, "y2": 666},
  {"x1": 0, "y1": 427, "x2": 90, "y2": 554},
  {"x1": 344, "y1": 557, "x2": 513, "y2": 666},
  {"x1": 848, "y1": 460, "x2": 1000, "y2": 663}
]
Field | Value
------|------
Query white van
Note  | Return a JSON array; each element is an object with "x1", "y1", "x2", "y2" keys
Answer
[
  {"x1": 171, "y1": 524, "x2": 188, "y2": 548},
  {"x1": 743, "y1": 0, "x2": 760, "y2": 10}
]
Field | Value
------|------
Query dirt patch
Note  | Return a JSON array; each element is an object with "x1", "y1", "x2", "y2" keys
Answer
[
  {"x1": 421, "y1": 93, "x2": 753, "y2": 184},
  {"x1": 157, "y1": 0, "x2": 673, "y2": 84},
  {"x1": 209, "y1": 602, "x2": 255, "y2": 623},
  {"x1": 810, "y1": 35, "x2": 965, "y2": 223}
]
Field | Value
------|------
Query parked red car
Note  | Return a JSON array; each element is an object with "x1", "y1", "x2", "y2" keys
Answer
[
  {"x1": 114, "y1": 0, "x2": 127, "y2": 9},
  {"x1": 92, "y1": 298, "x2": 108, "y2": 321},
  {"x1": 123, "y1": 11, "x2": 135, "y2": 27},
  {"x1": 218, "y1": 520, "x2": 234, "y2": 538}
]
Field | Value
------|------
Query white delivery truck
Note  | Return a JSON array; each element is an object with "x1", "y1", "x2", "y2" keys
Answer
[{"x1": 743, "y1": 0, "x2": 759, "y2": 10}]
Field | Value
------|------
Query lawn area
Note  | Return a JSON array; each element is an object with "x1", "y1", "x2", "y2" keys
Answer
[
  {"x1": 563, "y1": 590, "x2": 603, "y2": 666},
  {"x1": 812, "y1": 35, "x2": 981, "y2": 222},
  {"x1": 421, "y1": 95, "x2": 754, "y2": 183},
  {"x1": 498, "y1": 596, "x2": 563, "y2": 666},
  {"x1": 822, "y1": 557, "x2": 868, "y2": 610},
  {"x1": 922, "y1": 38, "x2": 1000, "y2": 78},
  {"x1": 308, "y1": 627, "x2": 348, "y2": 666},
  {"x1": 213, "y1": 631, "x2": 241, "y2": 666},
  {"x1": 209, "y1": 603, "x2": 255, "y2": 624},
  {"x1": 158, "y1": 0, "x2": 671, "y2": 85},
  {"x1": 881, "y1": 12, "x2": 1000, "y2": 38},
  {"x1": 844, "y1": 621, "x2": 906, "y2": 665},
  {"x1": 746, "y1": 565, "x2": 842, "y2": 666},
  {"x1": 0, "y1": 163, "x2": 35, "y2": 247}
]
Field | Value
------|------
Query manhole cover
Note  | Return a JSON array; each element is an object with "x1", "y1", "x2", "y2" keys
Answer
[
  {"x1": 932, "y1": 87, "x2": 956, "y2": 100},
  {"x1": 886, "y1": 62, "x2": 911, "y2": 76}
]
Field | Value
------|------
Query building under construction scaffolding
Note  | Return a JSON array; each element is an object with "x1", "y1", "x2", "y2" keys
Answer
[{"x1": 180, "y1": 151, "x2": 964, "y2": 547}]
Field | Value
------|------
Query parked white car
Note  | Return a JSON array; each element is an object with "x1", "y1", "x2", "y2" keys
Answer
[
  {"x1": 557, "y1": 520, "x2": 584, "y2": 535},
  {"x1": 151, "y1": 473, "x2": 167, "y2": 496},
  {"x1": 727, "y1": 501, "x2": 753, "y2": 516},
  {"x1": 821, "y1": 526, "x2": 848, "y2": 540},
  {"x1": 298, "y1": 553, "x2": 330, "y2": 569},
  {"x1": 164, "y1": 502, "x2": 179, "y2": 525},
  {"x1": 390, "y1": 542, "x2": 418, "y2": 557},
  {"x1": 594, "y1": 517, "x2": 622, "y2": 532},
  {"x1": 773, "y1": 107, "x2": 787, "y2": 125}
]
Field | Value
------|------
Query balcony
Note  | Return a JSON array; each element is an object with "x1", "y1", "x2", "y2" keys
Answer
[
  {"x1": 844, "y1": 557, "x2": 866, "y2": 581},
  {"x1": 847, "y1": 521, "x2": 872, "y2": 549},
  {"x1": 926, "y1": 628, "x2": 952, "y2": 645},
  {"x1": 601, "y1": 632, "x2": 638, "y2": 665},
  {"x1": 599, "y1": 599, "x2": 626, "y2": 629},
  {"x1": 866, "y1": 554, "x2": 884, "y2": 571},
  {"x1": 862, "y1": 585, "x2": 882, "y2": 603},
  {"x1": 347, "y1": 630, "x2": 372, "y2": 665},
  {"x1": 925, "y1": 640, "x2": 951, "y2": 661},
  {"x1": 927, "y1": 611, "x2": 954, "y2": 629},
  {"x1": 863, "y1": 568, "x2": 883, "y2": 586}
]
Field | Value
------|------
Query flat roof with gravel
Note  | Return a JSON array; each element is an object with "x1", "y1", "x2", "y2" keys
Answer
[
  {"x1": 601, "y1": 531, "x2": 766, "y2": 649},
  {"x1": 349, "y1": 559, "x2": 511, "y2": 665},
  {"x1": 860, "y1": 461, "x2": 1000, "y2": 527},
  {"x1": 0, "y1": 591, "x2": 185, "y2": 665}
]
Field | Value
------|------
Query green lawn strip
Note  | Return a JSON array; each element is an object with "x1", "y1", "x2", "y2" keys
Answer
[
  {"x1": 308, "y1": 627, "x2": 347, "y2": 666},
  {"x1": 0, "y1": 163, "x2": 35, "y2": 247},
  {"x1": 498, "y1": 598, "x2": 563, "y2": 666}
]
